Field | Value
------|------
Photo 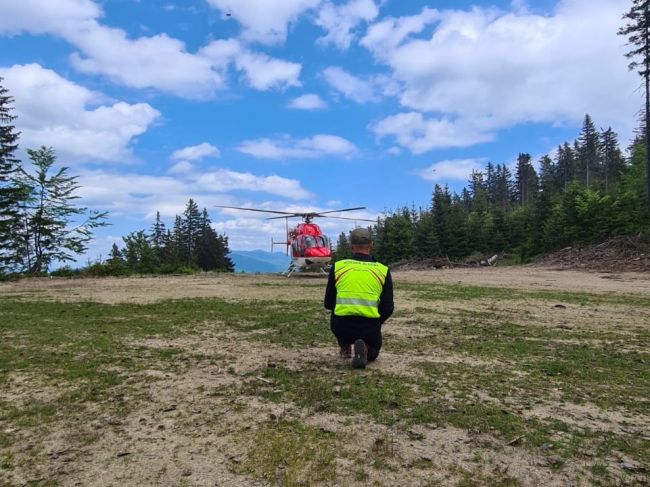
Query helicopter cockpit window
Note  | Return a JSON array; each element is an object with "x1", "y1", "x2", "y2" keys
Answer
[
  {"x1": 319, "y1": 236, "x2": 330, "y2": 249},
  {"x1": 303, "y1": 236, "x2": 317, "y2": 248}
]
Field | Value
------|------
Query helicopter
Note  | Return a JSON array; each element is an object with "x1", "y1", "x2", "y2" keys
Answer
[{"x1": 215, "y1": 206, "x2": 376, "y2": 277}]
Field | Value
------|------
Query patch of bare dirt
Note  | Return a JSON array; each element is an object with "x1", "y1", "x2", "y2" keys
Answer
[
  {"x1": 522, "y1": 403, "x2": 649, "y2": 436},
  {"x1": 3, "y1": 340, "x2": 586, "y2": 487},
  {"x1": 3, "y1": 265, "x2": 650, "y2": 305}
]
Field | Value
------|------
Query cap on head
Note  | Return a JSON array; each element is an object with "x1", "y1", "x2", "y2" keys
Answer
[{"x1": 350, "y1": 228, "x2": 372, "y2": 245}]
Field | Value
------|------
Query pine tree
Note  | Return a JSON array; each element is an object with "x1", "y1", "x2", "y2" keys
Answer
[
  {"x1": 0, "y1": 78, "x2": 23, "y2": 272},
  {"x1": 619, "y1": 0, "x2": 650, "y2": 207},
  {"x1": 13, "y1": 147, "x2": 108, "y2": 273}
]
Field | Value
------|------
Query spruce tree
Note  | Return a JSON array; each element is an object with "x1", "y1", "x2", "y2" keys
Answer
[
  {"x1": 414, "y1": 210, "x2": 439, "y2": 258},
  {"x1": 431, "y1": 185, "x2": 454, "y2": 256},
  {"x1": 332, "y1": 232, "x2": 351, "y2": 262},
  {"x1": 195, "y1": 208, "x2": 220, "y2": 271},
  {"x1": 0, "y1": 78, "x2": 23, "y2": 272},
  {"x1": 13, "y1": 147, "x2": 108, "y2": 273},
  {"x1": 468, "y1": 170, "x2": 488, "y2": 212},
  {"x1": 123, "y1": 230, "x2": 157, "y2": 274},
  {"x1": 150, "y1": 211, "x2": 166, "y2": 258},
  {"x1": 600, "y1": 127, "x2": 626, "y2": 192},
  {"x1": 515, "y1": 153, "x2": 538, "y2": 206},
  {"x1": 619, "y1": 0, "x2": 650, "y2": 207},
  {"x1": 106, "y1": 242, "x2": 128, "y2": 275},
  {"x1": 576, "y1": 114, "x2": 600, "y2": 187},
  {"x1": 493, "y1": 164, "x2": 514, "y2": 212},
  {"x1": 172, "y1": 215, "x2": 186, "y2": 265},
  {"x1": 556, "y1": 143, "x2": 576, "y2": 192},
  {"x1": 539, "y1": 155, "x2": 556, "y2": 194},
  {"x1": 183, "y1": 198, "x2": 201, "y2": 266}
]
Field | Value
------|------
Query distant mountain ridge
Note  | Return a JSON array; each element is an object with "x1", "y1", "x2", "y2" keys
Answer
[{"x1": 229, "y1": 250, "x2": 290, "y2": 273}]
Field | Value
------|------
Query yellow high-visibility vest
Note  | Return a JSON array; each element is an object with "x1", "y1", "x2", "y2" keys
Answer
[{"x1": 334, "y1": 259, "x2": 388, "y2": 318}]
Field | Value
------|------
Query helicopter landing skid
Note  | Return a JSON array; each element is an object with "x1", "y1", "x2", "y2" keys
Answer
[{"x1": 283, "y1": 263, "x2": 329, "y2": 278}]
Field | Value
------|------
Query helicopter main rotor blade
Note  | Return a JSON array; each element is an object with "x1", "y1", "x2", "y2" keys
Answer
[
  {"x1": 316, "y1": 207, "x2": 366, "y2": 215},
  {"x1": 319, "y1": 215, "x2": 376, "y2": 222},
  {"x1": 214, "y1": 205, "x2": 297, "y2": 216},
  {"x1": 266, "y1": 214, "x2": 302, "y2": 220}
]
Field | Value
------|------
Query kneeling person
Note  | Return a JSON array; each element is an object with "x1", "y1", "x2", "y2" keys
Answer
[{"x1": 324, "y1": 228, "x2": 394, "y2": 369}]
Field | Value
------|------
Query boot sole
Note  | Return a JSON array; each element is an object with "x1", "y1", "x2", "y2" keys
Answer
[{"x1": 351, "y1": 339, "x2": 367, "y2": 369}]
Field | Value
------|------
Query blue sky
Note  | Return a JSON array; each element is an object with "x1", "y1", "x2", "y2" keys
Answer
[{"x1": 0, "y1": 0, "x2": 639, "y2": 257}]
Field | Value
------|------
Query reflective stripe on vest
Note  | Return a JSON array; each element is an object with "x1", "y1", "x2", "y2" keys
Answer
[{"x1": 334, "y1": 259, "x2": 388, "y2": 319}]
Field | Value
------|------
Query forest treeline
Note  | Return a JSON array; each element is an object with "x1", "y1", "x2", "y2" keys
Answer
[
  {"x1": 92, "y1": 199, "x2": 234, "y2": 277},
  {"x1": 334, "y1": 115, "x2": 650, "y2": 264},
  {"x1": 0, "y1": 79, "x2": 234, "y2": 278}
]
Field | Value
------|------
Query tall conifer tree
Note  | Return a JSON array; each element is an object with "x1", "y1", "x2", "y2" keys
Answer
[
  {"x1": 576, "y1": 114, "x2": 600, "y2": 187},
  {"x1": 619, "y1": 0, "x2": 650, "y2": 207},
  {"x1": 0, "y1": 78, "x2": 22, "y2": 272}
]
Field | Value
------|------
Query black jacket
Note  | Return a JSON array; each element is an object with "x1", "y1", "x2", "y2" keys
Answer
[{"x1": 324, "y1": 253, "x2": 394, "y2": 326}]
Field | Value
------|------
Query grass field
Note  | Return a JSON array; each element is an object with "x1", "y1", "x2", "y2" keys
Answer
[{"x1": 1, "y1": 269, "x2": 649, "y2": 486}]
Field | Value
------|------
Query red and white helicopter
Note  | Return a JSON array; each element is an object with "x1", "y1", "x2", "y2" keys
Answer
[{"x1": 215, "y1": 206, "x2": 375, "y2": 277}]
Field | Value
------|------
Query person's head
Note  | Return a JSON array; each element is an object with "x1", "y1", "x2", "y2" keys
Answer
[{"x1": 349, "y1": 228, "x2": 373, "y2": 255}]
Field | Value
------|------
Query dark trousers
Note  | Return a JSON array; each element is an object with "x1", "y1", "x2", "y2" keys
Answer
[{"x1": 330, "y1": 315, "x2": 382, "y2": 362}]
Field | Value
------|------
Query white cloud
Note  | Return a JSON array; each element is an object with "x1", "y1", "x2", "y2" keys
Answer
[
  {"x1": 235, "y1": 51, "x2": 302, "y2": 90},
  {"x1": 360, "y1": 7, "x2": 439, "y2": 58},
  {"x1": 0, "y1": 0, "x2": 100, "y2": 35},
  {"x1": 372, "y1": 112, "x2": 495, "y2": 153},
  {"x1": 205, "y1": 0, "x2": 321, "y2": 44},
  {"x1": 0, "y1": 0, "x2": 301, "y2": 98},
  {"x1": 199, "y1": 39, "x2": 302, "y2": 91},
  {"x1": 362, "y1": 0, "x2": 638, "y2": 151},
  {"x1": 288, "y1": 94, "x2": 327, "y2": 110},
  {"x1": 414, "y1": 158, "x2": 487, "y2": 182},
  {"x1": 316, "y1": 0, "x2": 379, "y2": 49},
  {"x1": 238, "y1": 134, "x2": 358, "y2": 159},
  {"x1": 0, "y1": 63, "x2": 160, "y2": 163},
  {"x1": 67, "y1": 23, "x2": 223, "y2": 98},
  {"x1": 171, "y1": 143, "x2": 220, "y2": 161},
  {"x1": 168, "y1": 161, "x2": 195, "y2": 175},
  {"x1": 322, "y1": 66, "x2": 379, "y2": 103},
  {"x1": 193, "y1": 170, "x2": 312, "y2": 199},
  {"x1": 77, "y1": 167, "x2": 313, "y2": 220}
]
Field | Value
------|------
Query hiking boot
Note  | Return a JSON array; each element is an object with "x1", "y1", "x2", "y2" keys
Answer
[
  {"x1": 351, "y1": 339, "x2": 368, "y2": 369},
  {"x1": 339, "y1": 345, "x2": 352, "y2": 359}
]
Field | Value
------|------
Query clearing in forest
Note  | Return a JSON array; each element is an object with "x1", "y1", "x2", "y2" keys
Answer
[{"x1": 0, "y1": 268, "x2": 649, "y2": 486}]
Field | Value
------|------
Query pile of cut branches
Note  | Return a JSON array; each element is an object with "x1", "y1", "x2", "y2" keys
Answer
[{"x1": 534, "y1": 235, "x2": 650, "y2": 272}]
